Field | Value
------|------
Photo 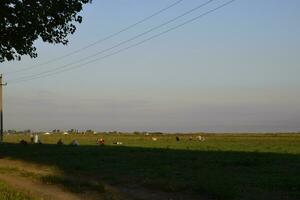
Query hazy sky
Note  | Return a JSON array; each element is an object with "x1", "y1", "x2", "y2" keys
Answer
[{"x1": 1, "y1": 0, "x2": 300, "y2": 132}]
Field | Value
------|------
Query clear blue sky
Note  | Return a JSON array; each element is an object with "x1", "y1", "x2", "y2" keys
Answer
[{"x1": 1, "y1": 0, "x2": 300, "y2": 132}]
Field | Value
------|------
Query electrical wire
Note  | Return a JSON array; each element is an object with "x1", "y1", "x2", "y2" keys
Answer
[
  {"x1": 9, "y1": 0, "x2": 236, "y2": 84},
  {"x1": 8, "y1": 0, "x2": 216, "y2": 82},
  {"x1": 3, "y1": 0, "x2": 184, "y2": 75}
]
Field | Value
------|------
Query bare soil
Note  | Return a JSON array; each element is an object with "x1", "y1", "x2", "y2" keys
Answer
[{"x1": 0, "y1": 158, "x2": 203, "y2": 200}]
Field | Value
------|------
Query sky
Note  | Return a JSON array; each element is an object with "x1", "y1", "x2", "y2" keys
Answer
[{"x1": 1, "y1": 0, "x2": 300, "y2": 132}]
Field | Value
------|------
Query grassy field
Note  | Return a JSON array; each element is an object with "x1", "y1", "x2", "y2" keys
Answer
[
  {"x1": 0, "y1": 181, "x2": 31, "y2": 200},
  {"x1": 1, "y1": 133, "x2": 300, "y2": 200}
]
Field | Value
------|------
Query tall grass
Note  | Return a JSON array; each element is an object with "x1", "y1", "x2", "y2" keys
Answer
[{"x1": 0, "y1": 181, "x2": 32, "y2": 200}]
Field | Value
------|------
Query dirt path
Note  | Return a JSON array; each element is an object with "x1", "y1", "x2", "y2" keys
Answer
[
  {"x1": 0, "y1": 173, "x2": 81, "y2": 200},
  {"x1": 0, "y1": 159, "x2": 106, "y2": 200},
  {"x1": 0, "y1": 159, "x2": 55, "y2": 176},
  {"x1": 0, "y1": 158, "x2": 204, "y2": 200}
]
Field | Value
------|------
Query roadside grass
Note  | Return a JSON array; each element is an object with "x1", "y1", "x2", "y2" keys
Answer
[
  {"x1": 0, "y1": 181, "x2": 32, "y2": 200},
  {"x1": 0, "y1": 166, "x2": 106, "y2": 194},
  {"x1": 1, "y1": 133, "x2": 300, "y2": 199},
  {"x1": 40, "y1": 175, "x2": 105, "y2": 193}
]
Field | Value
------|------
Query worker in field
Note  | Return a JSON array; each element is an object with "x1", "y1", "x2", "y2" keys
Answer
[
  {"x1": 176, "y1": 136, "x2": 180, "y2": 142},
  {"x1": 34, "y1": 134, "x2": 39, "y2": 144},
  {"x1": 70, "y1": 140, "x2": 79, "y2": 146},
  {"x1": 20, "y1": 139, "x2": 27, "y2": 145},
  {"x1": 197, "y1": 135, "x2": 205, "y2": 141},
  {"x1": 97, "y1": 138, "x2": 105, "y2": 145},
  {"x1": 57, "y1": 138, "x2": 64, "y2": 145},
  {"x1": 30, "y1": 134, "x2": 34, "y2": 143}
]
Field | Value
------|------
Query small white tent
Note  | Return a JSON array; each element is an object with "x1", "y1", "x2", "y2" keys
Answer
[
  {"x1": 44, "y1": 132, "x2": 51, "y2": 135},
  {"x1": 63, "y1": 132, "x2": 69, "y2": 135}
]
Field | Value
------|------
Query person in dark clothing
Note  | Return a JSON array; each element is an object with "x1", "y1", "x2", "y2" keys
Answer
[
  {"x1": 20, "y1": 139, "x2": 28, "y2": 145},
  {"x1": 57, "y1": 138, "x2": 64, "y2": 145}
]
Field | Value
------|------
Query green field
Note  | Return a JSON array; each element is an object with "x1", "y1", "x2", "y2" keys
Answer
[{"x1": 1, "y1": 133, "x2": 300, "y2": 200}]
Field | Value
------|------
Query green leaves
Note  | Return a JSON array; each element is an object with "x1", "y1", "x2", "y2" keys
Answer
[{"x1": 0, "y1": 0, "x2": 92, "y2": 62}]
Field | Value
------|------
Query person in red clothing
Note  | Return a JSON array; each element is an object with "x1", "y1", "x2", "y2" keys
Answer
[{"x1": 97, "y1": 138, "x2": 105, "y2": 145}]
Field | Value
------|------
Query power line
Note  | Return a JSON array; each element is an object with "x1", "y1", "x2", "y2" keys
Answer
[
  {"x1": 3, "y1": 0, "x2": 184, "y2": 75},
  {"x1": 9, "y1": 0, "x2": 236, "y2": 84},
  {"x1": 8, "y1": 0, "x2": 216, "y2": 82}
]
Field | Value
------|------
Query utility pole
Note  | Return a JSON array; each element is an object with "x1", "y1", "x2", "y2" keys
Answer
[{"x1": 0, "y1": 74, "x2": 7, "y2": 143}]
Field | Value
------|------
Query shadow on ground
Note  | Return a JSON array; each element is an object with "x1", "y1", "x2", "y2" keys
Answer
[{"x1": 0, "y1": 143, "x2": 300, "y2": 200}]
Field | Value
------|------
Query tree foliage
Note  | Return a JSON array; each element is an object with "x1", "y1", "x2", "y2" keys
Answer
[{"x1": 0, "y1": 0, "x2": 91, "y2": 62}]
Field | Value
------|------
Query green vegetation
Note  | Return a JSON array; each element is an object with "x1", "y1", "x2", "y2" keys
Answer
[
  {"x1": 0, "y1": 181, "x2": 32, "y2": 200},
  {"x1": 0, "y1": 166, "x2": 105, "y2": 194},
  {"x1": 40, "y1": 175, "x2": 105, "y2": 193},
  {"x1": 5, "y1": 133, "x2": 300, "y2": 153},
  {"x1": 1, "y1": 133, "x2": 300, "y2": 199}
]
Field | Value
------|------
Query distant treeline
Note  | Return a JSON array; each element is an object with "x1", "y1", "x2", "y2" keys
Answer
[{"x1": 5, "y1": 129, "x2": 167, "y2": 135}]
